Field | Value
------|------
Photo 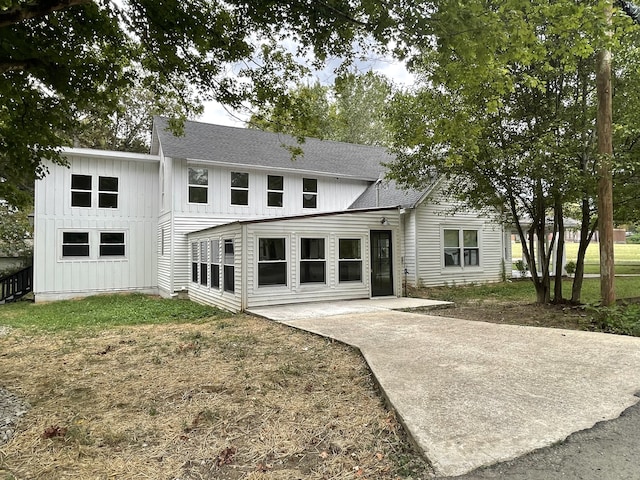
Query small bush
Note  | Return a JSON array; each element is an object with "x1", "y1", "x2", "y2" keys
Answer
[
  {"x1": 514, "y1": 259, "x2": 529, "y2": 277},
  {"x1": 565, "y1": 260, "x2": 576, "y2": 276},
  {"x1": 626, "y1": 233, "x2": 640, "y2": 244},
  {"x1": 588, "y1": 304, "x2": 640, "y2": 336}
]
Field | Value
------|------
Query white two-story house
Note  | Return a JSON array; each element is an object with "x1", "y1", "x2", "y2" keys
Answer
[{"x1": 33, "y1": 118, "x2": 511, "y2": 311}]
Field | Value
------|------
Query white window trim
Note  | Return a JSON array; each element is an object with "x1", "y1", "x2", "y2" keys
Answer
[
  {"x1": 70, "y1": 173, "x2": 92, "y2": 208},
  {"x1": 302, "y1": 177, "x2": 318, "y2": 209},
  {"x1": 188, "y1": 167, "x2": 209, "y2": 204},
  {"x1": 256, "y1": 236, "x2": 290, "y2": 290},
  {"x1": 337, "y1": 236, "x2": 365, "y2": 284},
  {"x1": 230, "y1": 172, "x2": 249, "y2": 207},
  {"x1": 266, "y1": 175, "x2": 284, "y2": 208},
  {"x1": 298, "y1": 236, "x2": 328, "y2": 286},
  {"x1": 441, "y1": 227, "x2": 482, "y2": 270},
  {"x1": 97, "y1": 176, "x2": 119, "y2": 209},
  {"x1": 210, "y1": 237, "x2": 221, "y2": 291},
  {"x1": 58, "y1": 229, "x2": 129, "y2": 262}
]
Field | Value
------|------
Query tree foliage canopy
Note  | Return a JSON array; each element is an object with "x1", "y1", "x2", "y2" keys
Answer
[{"x1": 0, "y1": 0, "x2": 396, "y2": 207}]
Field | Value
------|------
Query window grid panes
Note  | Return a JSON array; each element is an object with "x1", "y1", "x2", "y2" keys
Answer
[
  {"x1": 98, "y1": 176, "x2": 118, "y2": 208},
  {"x1": 71, "y1": 174, "x2": 92, "y2": 207},
  {"x1": 99, "y1": 232, "x2": 125, "y2": 256},
  {"x1": 258, "y1": 238, "x2": 287, "y2": 286},
  {"x1": 338, "y1": 238, "x2": 362, "y2": 282},
  {"x1": 302, "y1": 178, "x2": 317, "y2": 208},
  {"x1": 188, "y1": 167, "x2": 208, "y2": 204},
  {"x1": 231, "y1": 172, "x2": 249, "y2": 206},
  {"x1": 443, "y1": 229, "x2": 480, "y2": 267},
  {"x1": 300, "y1": 238, "x2": 325, "y2": 283},
  {"x1": 267, "y1": 175, "x2": 284, "y2": 207},
  {"x1": 62, "y1": 232, "x2": 90, "y2": 257}
]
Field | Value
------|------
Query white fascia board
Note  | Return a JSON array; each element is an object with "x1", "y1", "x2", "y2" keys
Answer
[{"x1": 61, "y1": 147, "x2": 161, "y2": 163}]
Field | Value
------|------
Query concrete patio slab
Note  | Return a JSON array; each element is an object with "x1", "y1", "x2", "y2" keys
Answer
[{"x1": 250, "y1": 301, "x2": 640, "y2": 477}]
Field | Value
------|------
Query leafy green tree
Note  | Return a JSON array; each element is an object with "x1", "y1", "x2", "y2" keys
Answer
[
  {"x1": 386, "y1": 0, "x2": 639, "y2": 304},
  {"x1": 249, "y1": 71, "x2": 394, "y2": 146},
  {"x1": 0, "y1": 203, "x2": 32, "y2": 267},
  {"x1": 0, "y1": 0, "x2": 396, "y2": 207}
]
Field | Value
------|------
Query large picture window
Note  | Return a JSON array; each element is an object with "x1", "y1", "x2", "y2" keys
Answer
[
  {"x1": 339, "y1": 238, "x2": 362, "y2": 282},
  {"x1": 231, "y1": 172, "x2": 249, "y2": 205},
  {"x1": 258, "y1": 238, "x2": 287, "y2": 286},
  {"x1": 210, "y1": 239, "x2": 220, "y2": 289},
  {"x1": 267, "y1": 175, "x2": 283, "y2": 207},
  {"x1": 188, "y1": 167, "x2": 208, "y2": 204},
  {"x1": 71, "y1": 174, "x2": 92, "y2": 207},
  {"x1": 302, "y1": 178, "x2": 317, "y2": 208},
  {"x1": 300, "y1": 238, "x2": 325, "y2": 283},
  {"x1": 62, "y1": 232, "x2": 90, "y2": 257},
  {"x1": 444, "y1": 229, "x2": 480, "y2": 267},
  {"x1": 98, "y1": 176, "x2": 118, "y2": 208},
  {"x1": 224, "y1": 239, "x2": 235, "y2": 293},
  {"x1": 200, "y1": 241, "x2": 208, "y2": 286},
  {"x1": 99, "y1": 232, "x2": 125, "y2": 256}
]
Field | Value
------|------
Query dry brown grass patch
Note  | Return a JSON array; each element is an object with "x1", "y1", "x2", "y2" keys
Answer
[{"x1": 0, "y1": 314, "x2": 432, "y2": 479}]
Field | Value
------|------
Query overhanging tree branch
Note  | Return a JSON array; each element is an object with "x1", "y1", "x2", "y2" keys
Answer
[{"x1": 0, "y1": 0, "x2": 91, "y2": 28}]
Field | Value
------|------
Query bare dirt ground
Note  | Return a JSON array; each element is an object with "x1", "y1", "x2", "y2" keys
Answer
[{"x1": 0, "y1": 316, "x2": 433, "y2": 480}]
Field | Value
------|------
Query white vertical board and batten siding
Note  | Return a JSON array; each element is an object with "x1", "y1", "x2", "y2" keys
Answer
[
  {"x1": 34, "y1": 152, "x2": 160, "y2": 301},
  {"x1": 413, "y1": 194, "x2": 505, "y2": 287}
]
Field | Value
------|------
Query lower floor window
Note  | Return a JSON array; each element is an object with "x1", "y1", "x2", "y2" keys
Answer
[
  {"x1": 444, "y1": 229, "x2": 480, "y2": 267},
  {"x1": 191, "y1": 242, "x2": 199, "y2": 282},
  {"x1": 100, "y1": 232, "x2": 125, "y2": 256},
  {"x1": 338, "y1": 238, "x2": 362, "y2": 282},
  {"x1": 300, "y1": 238, "x2": 325, "y2": 283},
  {"x1": 62, "y1": 232, "x2": 90, "y2": 257},
  {"x1": 200, "y1": 241, "x2": 208, "y2": 286},
  {"x1": 210, "y1": 239, "x2": 220, "y2": 289},
  {"x1": 258, "y1": 238, "x2": 287, "y2": 286},
  {"x1": 224, "y1": 239, "x2": 235, "y2": 293}
]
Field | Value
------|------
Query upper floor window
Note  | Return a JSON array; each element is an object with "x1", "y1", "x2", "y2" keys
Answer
[
  {"x1": 62, "y1": 232, "x2": 90, "y2": 257},
  {"x1": 300, "y1": 238, "x2": 325, "y2": 283},
  {"x1": 444, "y1": 229, "x2": 480, "y2": 267},
  {"x1": 267, "y1": 175, "x2": 284, "y2": 207},
  {"x1": 303, "y1": 178, "x2": 317, "y2": 208},
  {"x1": 338, "y1": 238, "x2": 362, "y2": 282},
  {"x1": 98, "y1": 176, "x2": 118, "y2": 208},
  {"x1": 231, "y1": 172, "x2": 249, "y2": 205},
  {"x1": 188, "y1": 167, "x2": 208, "y2": 204},
  {"x1": 258, "y1": 238, "x2": 287, "y2": 286},
  {"x1": 99, "y1": 232, "x2": 125, "y2": 256},
  {"x1": 71, "y1": 174, "x2": 92, "y2": 207}
]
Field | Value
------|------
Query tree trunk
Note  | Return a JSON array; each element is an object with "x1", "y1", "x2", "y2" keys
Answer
[
  {"x1": 596, "y1": 2, "x2": 616, "y2": 306},
  {"x1": 571, "y1": 197, "x2": 597, "y2": 303},
  {"x1": 553, "y1": 201, "x2": 565, "y2": 303}
]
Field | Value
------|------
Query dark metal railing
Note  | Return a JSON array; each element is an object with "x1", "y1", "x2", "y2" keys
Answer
[{"x1": 0, "y1": 265, "x2": 33, "y2": 303}]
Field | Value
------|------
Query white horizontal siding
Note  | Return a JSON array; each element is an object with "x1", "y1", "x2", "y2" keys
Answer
[
  {"x1": 413, "y1": 193, "x2": 505, "y2": 287},
  {"x1": 157, "y1": 214, "x2": 172, "y2": 296}
]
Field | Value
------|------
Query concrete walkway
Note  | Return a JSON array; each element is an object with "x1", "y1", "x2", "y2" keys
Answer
[{"x1": 248, "y1": 299, "x2": 640, "y2": 477}]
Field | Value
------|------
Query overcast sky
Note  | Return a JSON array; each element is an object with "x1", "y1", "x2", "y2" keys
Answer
[{"x1": 197, "y1": 55, "x2": 415, "y2": 127}]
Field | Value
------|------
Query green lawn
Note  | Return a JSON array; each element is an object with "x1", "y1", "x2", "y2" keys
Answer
[
  {"x1": 512, "y1": 242, "x2": 640, "y2": 266},
  {"x1": 0, "y1": 293, "x2": 229, "y2": 332}
]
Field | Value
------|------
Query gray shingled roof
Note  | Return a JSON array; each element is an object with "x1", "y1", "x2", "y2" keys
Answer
[
  {"x1": 152, "y1": 117, "x2": 392, "y2": 180},
  {"x1": 349, "y1": 179, "x2": 435, "y2": 209}
]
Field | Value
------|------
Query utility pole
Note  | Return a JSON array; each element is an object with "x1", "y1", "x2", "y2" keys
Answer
[{"x1": 596, "y1": 0, "x2": 615, "y2": 306}]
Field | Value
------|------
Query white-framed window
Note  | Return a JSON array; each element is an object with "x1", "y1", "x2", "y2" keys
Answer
[
  {"x1": 98, "y1": 176, "x2": 118, "y2": 208},
  {"x1": 302, "y1": 178, "x2": 317, "y2": 208},
  {"x1": 231, "y1": 172, "x2": 249, "y2": 205},
  {"x1": 99, "y1": 232, "x2": 125, "y2": 257},
  {"x1": 188, "y1": 167, "x2": 208, "y2": 203},
  {"x1": 338, "y1": 238, "x2": 362, "y2": 282},
  {"x1": 224, "y1": 239, "x2": 235, "y2": 293},
  {"x1": 258, "y1": 238, "x2": 287, "y2": 286},
  {"x1": 444, "y1": 229, "x2": 480, "y2": 267},
  {"x1": 71, "y1": 174, "x2": 92, "y2": 207},
  {"x1": 62, "y1": 232, "x2": 90, "y2": 257},
  {"x1": 267, "y1": 175, "x2": 284, "y2": 207},
  {"x1": 200, "y1": 241, "x2": 208, "y2": 286},
  {"x1": 210, "y1": 239, "x2": 220, "y2": 289},
  {"x1": 300, "y1": 238, "x2": 325, "y2": 283},
  {"x1": 191, "y1": 242, "x2": 199, "y2": 282}
]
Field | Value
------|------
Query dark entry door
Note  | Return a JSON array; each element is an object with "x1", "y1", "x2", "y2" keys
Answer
[{"x1": 370, "y1": 230, "x2": 393, "y2": 297}]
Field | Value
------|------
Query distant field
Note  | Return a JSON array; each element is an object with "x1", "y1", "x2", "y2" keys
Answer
[{"x1": 512, "y1": 242, "x2": 640, "y2": 266}]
